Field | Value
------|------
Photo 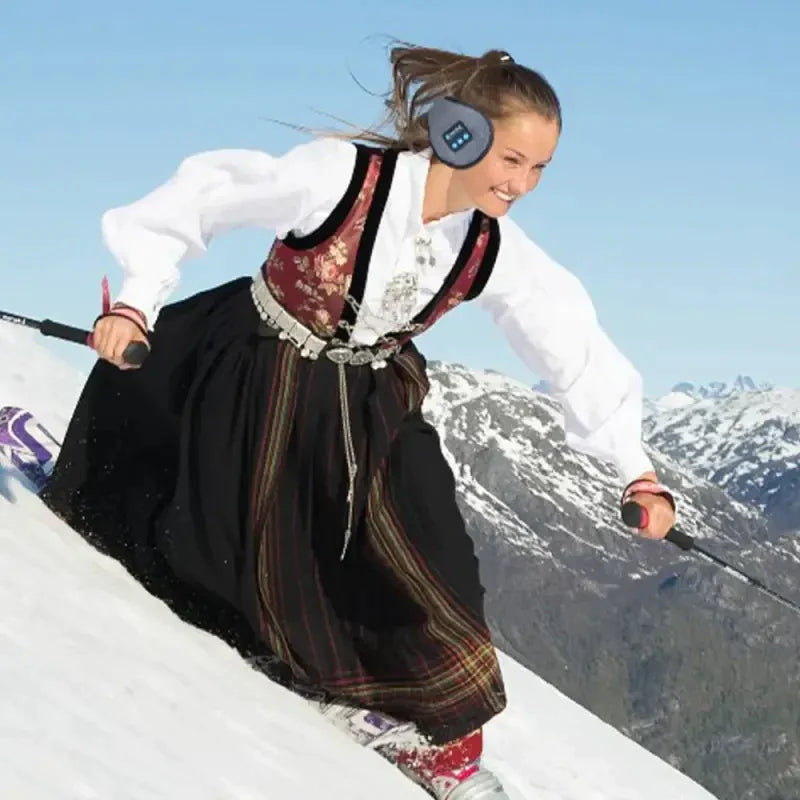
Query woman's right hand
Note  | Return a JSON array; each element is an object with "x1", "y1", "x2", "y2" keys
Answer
[{"x1": 91, "y1": 312, "x2": 149, "y2": 370}]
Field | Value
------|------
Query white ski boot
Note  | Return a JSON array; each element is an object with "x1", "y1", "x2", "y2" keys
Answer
[
  {"x1": 403, "y1": 761, "x2": 509, "y2": 800},
  {"x1": 309, "y1": 698, "x2": 510, "y2": 799}
]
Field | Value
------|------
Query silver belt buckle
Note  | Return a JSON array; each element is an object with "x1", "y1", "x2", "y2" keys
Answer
[
  {"x1": 325, "y1": 345, "x2": 393, "y2": 368},
  {"x1": 349, "y1": 349, "x2": 376, "y2": 367},
  {"x1": 325, "y1": 347, "x2": 353, "y2": 365}
]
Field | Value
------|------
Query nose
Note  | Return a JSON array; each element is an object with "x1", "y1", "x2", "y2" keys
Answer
[
  {"x1": 506, "y1": 176, "x2": 530, "y2": 197},
  {"x1": 521, "y1": 170, "x2": 544, "y2": 194}
]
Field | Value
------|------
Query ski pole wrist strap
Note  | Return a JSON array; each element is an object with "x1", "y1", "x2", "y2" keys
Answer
[
  {"x1": 621, "y1": 478, "x2": 676, "y2": 512},
  {"x1": 92, "y1": 276, "x2": 150, "y2": 340},
  {"x1": 93, "y1": 306, "x2": 150, "y2": 341}
]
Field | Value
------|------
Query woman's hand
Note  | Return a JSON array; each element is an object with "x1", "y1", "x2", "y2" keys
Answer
[
  {"x1": 622, "y1": 471, "x2": 676, "y2": 540},
  {"x1": 91, "y1": 306, "x2": 149, "y2": 370}
]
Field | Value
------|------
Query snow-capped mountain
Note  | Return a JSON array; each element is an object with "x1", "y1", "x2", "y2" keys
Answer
[
  {"x1": 669, "y1": 375, "x2": 773, "y2": 401},
  {"x1": 421, "y1": 362, "x2": 800, "y2": 800},
  {"x1": 0, "y1": 325, "x2": 723, "y2": 800},
  {"x1": 644, "y1": 383, "x2": 800, "y2": 535},
  {"x1": 645, "y1": 375, "x2": 774, "y2": 416}
]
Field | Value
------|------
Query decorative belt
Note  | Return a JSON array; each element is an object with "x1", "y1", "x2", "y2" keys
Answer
[
  {"x1": 250, "y1": 273, "x2": 401, "y2": 560},
  {"x1": 249, "y1": 275, "x2": 400, "y2": 370}
]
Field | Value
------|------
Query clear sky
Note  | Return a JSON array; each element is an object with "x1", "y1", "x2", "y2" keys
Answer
[{"x1": 1, "y1": 0, "x2": 797, "y2": 397}]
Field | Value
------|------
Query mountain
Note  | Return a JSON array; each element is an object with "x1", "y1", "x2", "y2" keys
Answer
[
  {"x1": 0, "y1": 324, "x2": 719, "y2": 800},
  {"x1": 547, "y1": 374, "x2": 773, "y2": 417},
  {"x1": 422, "y1": 361, "x2": 800, "y2": 800},
  {"x1": 668, "y1": 375, "x2": 774, "y2": 401},
  {"x1": 644, "y1": 384, "x2": 800, "y2": 535}
]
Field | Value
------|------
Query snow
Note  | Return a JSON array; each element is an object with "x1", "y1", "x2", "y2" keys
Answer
[
  {"x1": 0, "y1": 324, "x2": 719, "y2": 800},
  {"x1": 654, "y1": 391, "x2": 696, "y2": 411},
  {"x1": 422, "y1": 363, "x2": 643, "y2": 562},
  {"x1": 644, "y1": 382, "x2": 800, "y2": 490}
]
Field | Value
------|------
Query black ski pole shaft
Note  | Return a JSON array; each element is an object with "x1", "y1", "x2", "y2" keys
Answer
[
  {"x1": 622, "y1": 501, "x2": 800, "y2": 617},
  {"x1": 0, "y1": 309, "x2": 149, "y2": 367},
  {"x1": 2, "y1": 310, "x2": 90, "y2": 345}
]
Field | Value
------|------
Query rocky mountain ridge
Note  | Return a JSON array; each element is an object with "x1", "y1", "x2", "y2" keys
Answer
[{"x1": 425, "y1": 361, "x2": 800, "y2": 800}]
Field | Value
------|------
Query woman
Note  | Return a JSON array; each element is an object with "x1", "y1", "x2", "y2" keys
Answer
[{"x1": 42, "y1": 43, "x2": 676, "y2": 800}]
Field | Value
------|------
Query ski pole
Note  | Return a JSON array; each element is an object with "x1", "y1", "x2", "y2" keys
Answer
[
  {"x1": 0, "y1": 310, "x2": 149, "y2": 367},
  {"x1": 622, "y1": 501, "x2": 800, "y2": 617}
]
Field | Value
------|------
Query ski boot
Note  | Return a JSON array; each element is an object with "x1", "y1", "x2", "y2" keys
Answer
[{"x1": 310, "y1": 698, "x2": 509, "y2": 799}]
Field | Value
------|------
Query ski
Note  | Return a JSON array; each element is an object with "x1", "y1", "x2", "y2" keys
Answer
[{"x1": 0, "y1": 406, "x2": 61, "y2": 492}]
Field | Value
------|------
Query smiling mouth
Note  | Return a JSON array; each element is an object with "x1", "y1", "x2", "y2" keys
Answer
[{"x1": 493, "y1": 189, "x2": 516, "y2": 203}]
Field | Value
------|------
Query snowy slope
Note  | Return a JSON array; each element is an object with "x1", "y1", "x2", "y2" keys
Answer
[{"x1": 0, "y1": 324, "x2": 719, "y2": 800}]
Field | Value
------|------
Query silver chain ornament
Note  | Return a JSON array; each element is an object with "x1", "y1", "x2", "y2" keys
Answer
[{"x1": 378, "y1": 234, "x2": 436, "y2": 327}]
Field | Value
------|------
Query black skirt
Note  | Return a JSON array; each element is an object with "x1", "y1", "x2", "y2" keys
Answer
[{"x1": 41, "y1": 276, "x2": 506, "y2": 744}]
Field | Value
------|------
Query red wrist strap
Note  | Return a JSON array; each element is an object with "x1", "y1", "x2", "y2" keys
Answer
[
  {"x1": 101, "y1": 275, "x2": 111, "y2": 315},
  {"x1": 92, "y1": 276, "x2": 150, "y2": 341},
  {"x1": 110, "y1": 305, "x2": 147, "y2": 326}
]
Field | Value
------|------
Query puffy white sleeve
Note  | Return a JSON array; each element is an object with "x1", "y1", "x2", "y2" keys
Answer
[
  {"x1": 101, "y1": 137, "x2": 358, "y2": 328},
  {"x1": 480, "y1": 216, "x2": 655, "y2": 485}
]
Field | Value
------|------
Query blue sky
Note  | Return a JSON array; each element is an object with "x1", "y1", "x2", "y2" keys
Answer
[{"x1": 1, "y1": 0, "x2": 797, "y2": 396}]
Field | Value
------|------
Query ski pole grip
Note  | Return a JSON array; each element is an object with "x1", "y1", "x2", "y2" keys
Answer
[
  {"x1": 665, "y1": 528, "x2": 695, "y2": 551},
  {"x1": 121, "y1": 341, "x2": 150, "y2": 366},
  {"x1": 39, "y1": 318, "x2": 92, "y2": 345},
  {"x1": 622, "y1": 501, "x2": 695, "y2": 551},
  {"x1": 621, "y1": 501, "x2": 646, "y2": 529}
]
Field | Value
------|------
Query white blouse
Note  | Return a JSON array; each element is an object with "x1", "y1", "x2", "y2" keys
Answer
[{"x1": 101, "y1": 136, "x2": 655, "y2": 485}]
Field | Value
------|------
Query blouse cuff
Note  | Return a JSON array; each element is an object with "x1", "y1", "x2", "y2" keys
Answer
[{"x1": 113, "y1": 276, "x2": 173, "y2": 331}]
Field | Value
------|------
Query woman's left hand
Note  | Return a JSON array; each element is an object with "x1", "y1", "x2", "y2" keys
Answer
[
  {"x1": 628, "y1": 490, "x2": 675, "y2": 539},
  {"x1": 623, "y1": 471, "x2": 676, "y2": 540}
]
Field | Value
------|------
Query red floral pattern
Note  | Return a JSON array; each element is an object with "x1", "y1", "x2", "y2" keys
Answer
[{"x1": 263, "y1": 153, "x2": 382, "y2": 337}]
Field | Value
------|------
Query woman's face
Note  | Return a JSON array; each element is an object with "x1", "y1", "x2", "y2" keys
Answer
[{"x1": 456, "y1": 110, "x2": 560, "y2": 217}]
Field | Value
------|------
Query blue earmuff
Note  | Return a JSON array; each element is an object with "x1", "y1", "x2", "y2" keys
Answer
[{"x1": 427, "y1": 96, "x2": 493, "y2": 169}]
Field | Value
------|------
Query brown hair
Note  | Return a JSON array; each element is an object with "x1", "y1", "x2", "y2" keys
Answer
[{"x1": 288, "y1": 41, "x2": 562, "y2": 152}]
